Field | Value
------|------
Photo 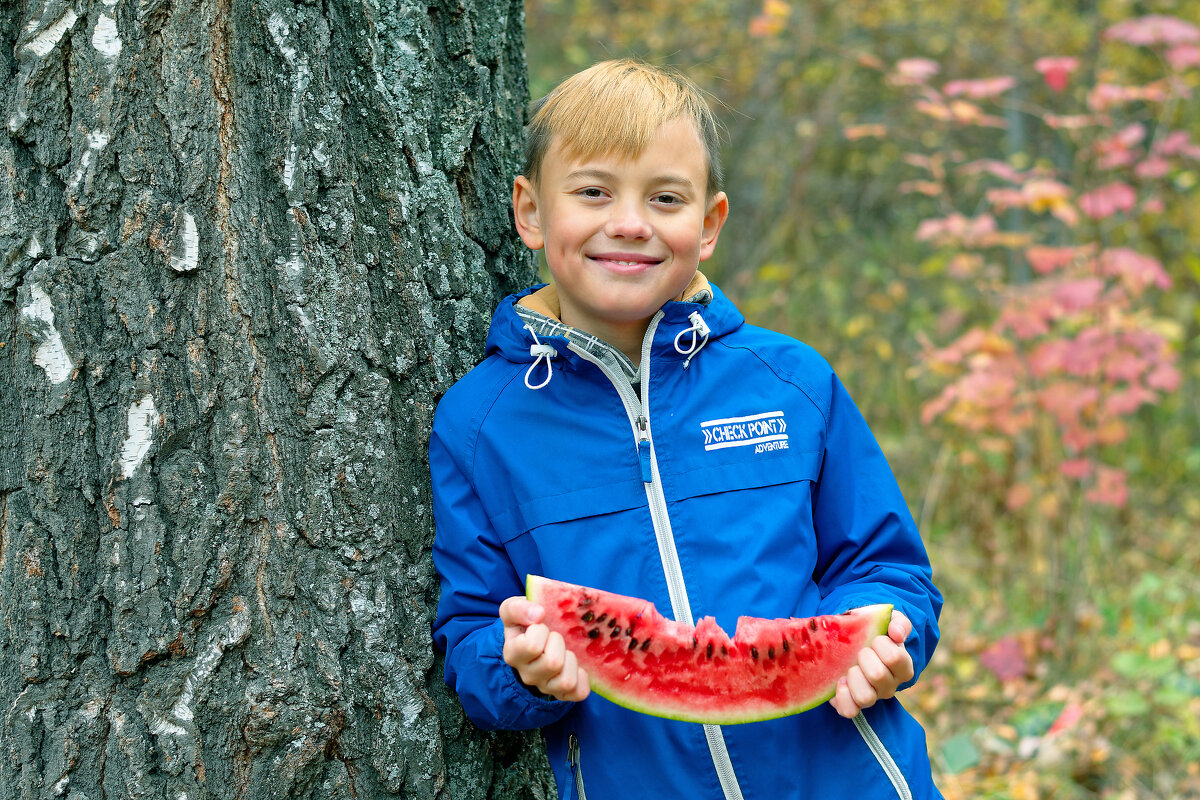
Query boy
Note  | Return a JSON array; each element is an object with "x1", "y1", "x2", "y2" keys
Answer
[{"x1": 431, "y1": 59, "x2": 943, "y2": 799}]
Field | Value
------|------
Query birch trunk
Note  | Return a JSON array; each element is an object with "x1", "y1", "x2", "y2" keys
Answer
[{"x1": 0, "y1": 0, "x2": 549, "y2": 796}]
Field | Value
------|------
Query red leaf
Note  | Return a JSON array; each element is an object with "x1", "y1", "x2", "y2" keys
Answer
[
  {"x1": 980, "y1": 636, "x2": 1027, "y2": 682},
  {"x1": 1035, "y1": 57, "x2": 1079, "y2": 93},
  {"x1": 1079, "y1": 183, "x2": 1137, "y2": 219}
]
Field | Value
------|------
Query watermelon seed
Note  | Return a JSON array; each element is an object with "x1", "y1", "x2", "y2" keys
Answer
[
  {"x1": 607, "y1": 618, "x2": 618, "y2": 628},
  {"x1": 628, "y1": 637, "x2": 638, "y2": 651},
  {"x1": 782, "y1": 639, "x2": 789, "y2": 653},
  {"x1": 706, "y1": 642, "x2": 714, "y2": 659},
  {"x1": 588, "y1": 629, "x2": 600, "y2": 639},
  {"x1": 692, "y1": 636, "x2": 698, "y2": 649},
  {"x1": 625, "y1": 626, "x2": 633, "y2": 636},
  {"x1": 610, "y1": 628, "x2": 621, "y2": 638},
  {"x1": 596, "y1": 613, "x2": 607, "y2": 623},
  {"x1": 640, "y1": 639, "x2": 651, "y2": 651},
  {"x1": 581, "y1": 611, "x2": 595, "y2": 622},
  {"x1": 768, "y1": 647, "x2": 775, "y2": 659},
  {"x1": 750, "y1": 646, "x2": 759, "y2": 660},
  {"x1": 721, "y1": 644, "x2": 727, "y2": 656},
  {"x1": 808, "y1": 619, "x2": 817, "y2": 631}
]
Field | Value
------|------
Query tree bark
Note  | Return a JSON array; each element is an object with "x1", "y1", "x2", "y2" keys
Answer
[{"x1": 0, "y1": 0, "x2": 550, "y2": 797}]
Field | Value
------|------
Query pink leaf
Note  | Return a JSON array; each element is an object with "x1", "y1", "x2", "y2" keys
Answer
[
  {"x1": 1078, "y1": 182, "x2": 1137, "y2": 219},
  {"x1": 1085, "y1": 466, "x2": 1129, "y2": 508},
  {"x1": 980, "y1": 636, "x2": 1027, "y2": 682},
  {"x1": 1100, "y1": 248, "x2": 1171, "y2": 291},
  {"x1": 1025, "y1": 245, "x2": 1081, "y2": 274},
  {"x1": 943, "y1": 76, "x2": 1017, "y2": 99},
  {"x1": 1104, "y1": 385, "x2": 1157, "y2": 415},
  {"x1": 1105, "y1": 15, "x2": 1200, "y2": 47},
  {"x1": 891, "y1": 58, "x2": 941, "y2": 86},
  {"x1": 1146, "y1": 363, "x2": 1181, "y2": 392},
  {"x1": 1135, "y1": 156, "x2": 1171, "y2": 179},
  {"x1": 1167, "y1": 43, "x2": 1200, "y2": 70},
  {"x1": 1053, "y1": 278, "x2": 1105, "y2": 312},
  {"x1": 1060, "y1": 459, "x2": 1094, "y2": 479},
  {"x1": 1035, "y1": 57, "x2": 1079, "y2": 93}
]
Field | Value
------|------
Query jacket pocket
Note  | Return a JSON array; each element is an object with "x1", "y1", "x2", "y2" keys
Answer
[{"x1": 567, "y1": 733, "x2": 587, "y2": 800}]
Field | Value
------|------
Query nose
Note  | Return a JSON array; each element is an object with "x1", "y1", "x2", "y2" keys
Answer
[{"x1": 604, "y1": 200, "x2": 652, "y2": 240}]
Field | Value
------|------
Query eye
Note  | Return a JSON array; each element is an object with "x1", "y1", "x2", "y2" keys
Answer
[
  {"x1": 653, "y1": 193, "x2": 683, "y2": 206},
  {"x1": 577, "y1": 187, "x2": 607, "y2": 199}
]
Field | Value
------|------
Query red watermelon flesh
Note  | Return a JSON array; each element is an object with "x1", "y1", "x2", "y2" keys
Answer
[{"x1": 526, "y1": 574, "x2": 892, "y2": 725}]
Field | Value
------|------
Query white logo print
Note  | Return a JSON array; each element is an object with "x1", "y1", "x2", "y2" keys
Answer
[{"x1": 700, "y1": 411, "x2": 789, "y2": 453}]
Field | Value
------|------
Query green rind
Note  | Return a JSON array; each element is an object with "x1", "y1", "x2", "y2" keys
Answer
[{"x1": 525, "y1": 575, "x2": 895, "y2": 725}]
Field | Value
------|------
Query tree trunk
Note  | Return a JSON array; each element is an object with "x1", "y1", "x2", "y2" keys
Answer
[{"x1": 0, "y1": 0, "x2": 550, "y2": 797}]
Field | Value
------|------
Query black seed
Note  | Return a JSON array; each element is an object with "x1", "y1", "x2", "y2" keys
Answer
[
  {"x1": 607, "y1": 618, "x2": 618, "y2": 628},
  {"x1": 808, "y1": 619, "x2": 817, "y2": 631},
  {"x1": 782, "y1": 639, "x2": 789, "y2": 653},
  {"x1": 768, "y1": 647, "x2": 775, "y2": 660},
  {"x1": 750, "y1": 646, "x2": 759, "y2": 660},
  {"x1": 625, "y1": 626, "x2": 633, "y2": 636},
  {"x1": 706, "y1": 642, "x2": 714, "y2": 659},
  {"x1": 596, "y1": 613, "x2": 607, "y2": 623},
  {"x1": 588, "y1": 629, "x2": 600, "y2": 639},
  {"x1": 721, "y1": 645, "x2": 728, "y2": 656},
  {"x1": 692, "y1": 636, "x2": 699, "y2": 649},
  {"x1": 628, "y1": 637, "x2": 638, "y2": 650},
  {"x1": 640, "y1": 639, "x2": 652, "y2": 651},
  {"x1": 581, "y1": 610, "x2": 594, "y2": 622},
  {"x1": 610, "y1": 628, "x2": 620, "y2": 638}
]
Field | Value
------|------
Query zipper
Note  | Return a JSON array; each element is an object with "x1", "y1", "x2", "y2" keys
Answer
[
  {"x1": 568, "y1": 733, "x2": 587, "y2": 800},
  {"x1": 853, "y1": 712, "x2": 912, "y2": 800},
  {"x1": 567, "y1": 314, "x2": 745, "y2": 800}
]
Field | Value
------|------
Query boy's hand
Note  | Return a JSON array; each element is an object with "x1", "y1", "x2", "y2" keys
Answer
[
  {"x1": 499, "y1": 596, "x2": 591, "y2": 702},
  {"x1": 829, "y1": 610, "x2": 914, "y2": 719}
]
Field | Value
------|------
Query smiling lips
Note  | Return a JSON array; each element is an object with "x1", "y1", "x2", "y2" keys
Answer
[{"x1": 588, "y1": 252, "x2": 664, "y2": 271}]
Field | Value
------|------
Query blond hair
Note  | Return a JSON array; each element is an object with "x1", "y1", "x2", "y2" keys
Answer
[{"x1": 523, "y1": 59, "x2": 724, "y2": 197}]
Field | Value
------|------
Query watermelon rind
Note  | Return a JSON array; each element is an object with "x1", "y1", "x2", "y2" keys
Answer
[{"x1": 525, "y1": 574, "x2": 893, "y2": 725}]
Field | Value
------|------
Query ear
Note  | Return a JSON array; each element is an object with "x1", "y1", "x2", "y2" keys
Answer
[
  {"x1": 698, "y1": 191, "x2": 729, "y2": 262},
  {"x1": 512, "y1": 175, "x2": 545, "y2": 251}
]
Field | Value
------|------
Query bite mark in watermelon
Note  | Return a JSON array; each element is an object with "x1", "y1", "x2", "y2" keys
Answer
[{"x1": 526, "y1": 574, "x2": 892, "y2": 725}]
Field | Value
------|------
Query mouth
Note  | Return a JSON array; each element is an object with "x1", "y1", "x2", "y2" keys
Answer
[{"x1": 587, "y1": 253, "x2": 664, "y2": 269}]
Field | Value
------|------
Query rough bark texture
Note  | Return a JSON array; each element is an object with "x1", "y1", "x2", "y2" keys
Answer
[{"x1": 0, "y1": 0, "x2": 551, "y2": 796}]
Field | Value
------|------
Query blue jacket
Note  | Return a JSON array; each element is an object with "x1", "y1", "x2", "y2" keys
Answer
[{"x1": 431, "y1": 281, "x2": 943, "y2": 800}]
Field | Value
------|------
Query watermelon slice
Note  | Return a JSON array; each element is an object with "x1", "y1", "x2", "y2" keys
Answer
[{"x1": 526, "y1": 574, "x2": 892, "y2": 724}]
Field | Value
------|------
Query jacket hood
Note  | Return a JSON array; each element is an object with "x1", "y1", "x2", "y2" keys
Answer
[{"x1": 483, "y1": 273, "x2": 745, "y2": 371}]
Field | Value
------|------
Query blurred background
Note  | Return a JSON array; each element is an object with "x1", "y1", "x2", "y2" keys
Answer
[{"x1": 525, "y1": 1, "x2": 1200, "y2": 796}]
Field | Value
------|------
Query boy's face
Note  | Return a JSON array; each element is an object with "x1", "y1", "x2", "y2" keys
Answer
[{"x1": 512, "y1": 118, "x2": 728, "y2": 347}]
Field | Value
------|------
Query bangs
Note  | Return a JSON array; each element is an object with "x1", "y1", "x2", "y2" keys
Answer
[{"x1": 524, "y1": 60, "x2": 723, "y2": 196}]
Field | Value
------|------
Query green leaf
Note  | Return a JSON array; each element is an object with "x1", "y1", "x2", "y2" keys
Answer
[
  {"x1": 1011, "y1": 701, "x2": 1064, "y2": 738},
  {"x1": 1106, "y1": 690, "x2": 1151, "y2": 717},
  {"x1": 939, "y1": 733, "x2": 981, "y2": 774}
]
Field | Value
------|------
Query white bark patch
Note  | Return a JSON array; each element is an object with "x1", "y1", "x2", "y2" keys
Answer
[
  {"x1": 69, "y1": 130, "x2": 111, "y2": 191},
  {"x1": 267, "y1": 13, "x2": 296, "y2": 62},
  {"x1": 92, "y1": 13, "x2": 121, "y2": 58},
  {"x1": 20, "y1": 285, "x2": 74, "y2": 384},
  {"x1": 283, "y1": 143, "x2": 298, "y2": 191},
  {"x1": 7, "y1": 108, "x2": 29, "y2": 134},
  {"x1": 170, "y1": 605, "x2": 250, "y2": 724},
  {"x1": 119, "y1": 395, "x2": 159, "y2": 478},
  {"x1": 23, "y1": 9, "x2": 78, "y2": 57},
  {"x1": 27, "y1": 235, "x2": 42, "y2": 258},
  {"x1": 52, "y1": 775, "x2": 68, "y2": 796},
  {"x1": 169, "y1": 211, "x2": 199, "y2": 272}
]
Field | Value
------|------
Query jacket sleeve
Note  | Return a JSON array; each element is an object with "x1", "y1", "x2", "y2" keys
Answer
[
  {"x1": 429, "y1": 419, "x2": 573, "y2": 731},
  {"x1": 810, "y1": 374, "x2": 943, "y2": 689}
]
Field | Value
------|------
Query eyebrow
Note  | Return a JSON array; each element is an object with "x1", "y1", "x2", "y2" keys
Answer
[{"x1": 564, "y1": 168, "x2": 696, "y2": 189}]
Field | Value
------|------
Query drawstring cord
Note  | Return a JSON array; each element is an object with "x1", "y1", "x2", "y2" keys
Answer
[
  {"x1": 673, "y1": 311, "x2": 711, "y2": 369},
  {"x1": 524, "y1": 324, "x2": 558, "y2": 390}
]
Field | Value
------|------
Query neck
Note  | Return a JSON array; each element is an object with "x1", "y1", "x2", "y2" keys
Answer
[{"x1": 560, "y1": 311, "x2": 649, "y2": 367}]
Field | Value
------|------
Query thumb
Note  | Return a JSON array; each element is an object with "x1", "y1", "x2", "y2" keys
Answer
[{"x1": 888, "y1": 611, "x2": 912, "y2": 643}]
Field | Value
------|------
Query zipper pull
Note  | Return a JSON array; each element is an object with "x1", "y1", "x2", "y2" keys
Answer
[{"x1": 636, "y1": 416, "x2": 652, "y2": 483}]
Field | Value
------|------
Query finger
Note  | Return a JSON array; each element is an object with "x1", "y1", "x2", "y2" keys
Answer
[
  {"x1": 872, "y1": 635, "x2": 914, "y2": 685},
  {"x1": 544, "y1": 648, "x2": 581, "y2": 698},
  {"x1": 504, "y1": 622, "x2": 550, "y2": 669},
  {"x1": 526, "y1": 630, "x2": 567, "y2": 686},
  {"x1": 499, "y1": 596, "x2": 544, "y2": 627},
  {"x1": 857, "y1": 645, "x2": 893, "y2": 690},
  {"x1": 888, "y1": 611, "x2": 912, "y2": 644},
  {"x1": 845, "y1": 665, "x2": 879, "y2": 710},
  {"x1": 829, "y1": 676, "x2": 858, "y2": 719}
]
